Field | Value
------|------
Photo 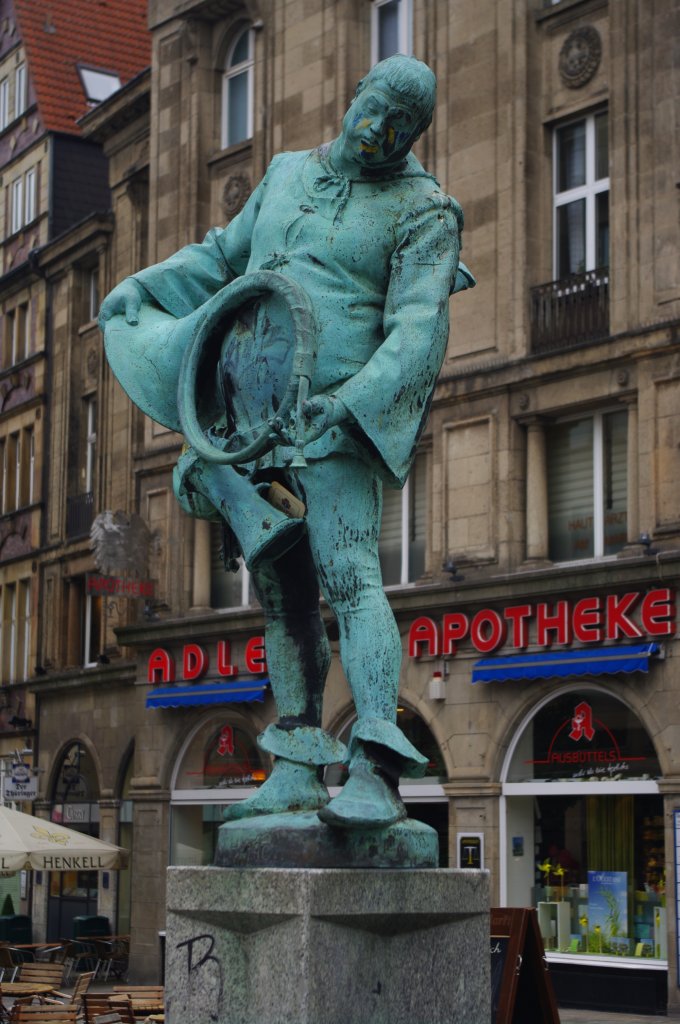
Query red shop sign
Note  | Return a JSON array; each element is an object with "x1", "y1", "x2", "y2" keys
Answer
[
  {"x1": 408, "y1": 588, "x2": 675, "y2": 658},
  {"x1": 147, "y1": 637, "x2": 267, "y2": 684}
]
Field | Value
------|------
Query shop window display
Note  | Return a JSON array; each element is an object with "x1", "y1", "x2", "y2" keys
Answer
[
  {"x1": 505, "y1": 690, "x2": 665, "y2": 961},
  {"x1": 170, "y1": 718, "x2": 270, "y2": 866}
]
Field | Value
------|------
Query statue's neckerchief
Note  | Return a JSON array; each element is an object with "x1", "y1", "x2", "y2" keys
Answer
[{"x1": 307, "y1": 143, "x2": 437, "y2": 224}]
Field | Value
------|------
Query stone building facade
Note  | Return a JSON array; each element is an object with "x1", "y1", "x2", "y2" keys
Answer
[{"x1": 21, "y1": 0, "x2": 680, "y2": 1014}]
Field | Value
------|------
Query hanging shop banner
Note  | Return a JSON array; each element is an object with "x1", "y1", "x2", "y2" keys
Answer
[{"x1": 2, "y1": 764, "x2": 37, "y2": 802}]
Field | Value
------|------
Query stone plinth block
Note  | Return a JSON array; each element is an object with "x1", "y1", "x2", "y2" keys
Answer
[{"x1": 165, "y1": 866, "x2": 490, "y2": 1024}]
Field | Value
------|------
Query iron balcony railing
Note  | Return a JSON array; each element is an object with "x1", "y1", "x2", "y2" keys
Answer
[
  {"x1": 530, "y1": 269, "x2": 609, "y2": 354},
  {"x1": 66, "y1": 491, "x2": 94, "y2": 539}
]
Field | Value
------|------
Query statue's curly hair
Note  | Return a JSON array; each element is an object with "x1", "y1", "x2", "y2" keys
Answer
[{"x1": 355, "y1": 55, "x2": 437, "y2": 134}]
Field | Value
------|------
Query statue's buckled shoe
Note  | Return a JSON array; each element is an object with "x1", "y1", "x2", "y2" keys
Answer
[
  {"x1": 222, "y1": 758, "x2": 329, "y2": 822},
  {"x1": 318, "y1": 760, "x2": 406, "y2": 830}
]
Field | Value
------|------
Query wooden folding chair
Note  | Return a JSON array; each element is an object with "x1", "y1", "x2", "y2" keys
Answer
[
  {"x1": 16, "y1": 964, "x2": 64, "y2": 989},
  {"x1": 44, "y1": 970, "x2": 95, "y2": 1013},
  {"x1": 83, "y1": 997, "x2": 132, "y2": 1024},
  {"x1": 11, "y1": 1007, "x2": 78, "y2": 1024}
]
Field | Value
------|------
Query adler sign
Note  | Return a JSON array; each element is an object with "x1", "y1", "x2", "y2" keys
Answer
[
  {"x1": 147, "y1": 638, "x2": 267, "y2": 684},
  {"x1": 408, "y1": 588, "x2": 675, "y2": 658}
]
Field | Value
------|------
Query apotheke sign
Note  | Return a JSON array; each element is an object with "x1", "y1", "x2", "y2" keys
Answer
[{"x1": 408, "y1": 587, "x2": 675, "y2": 658}]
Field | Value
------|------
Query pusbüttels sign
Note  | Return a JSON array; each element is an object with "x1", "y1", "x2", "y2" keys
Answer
[{"x1": 408, "y1": 587, "x2": 675, "y2": 658}]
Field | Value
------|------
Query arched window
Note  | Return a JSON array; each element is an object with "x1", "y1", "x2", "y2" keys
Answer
[
  {"x1": 221, "y1": 27, "x2": 254, "y2": 149},
  {"x1": 501, "y1": 688, "x2": 665, "y2": 962},
  {"x1": 170, "y1": 716, "x2": 270, "y2": 866}
]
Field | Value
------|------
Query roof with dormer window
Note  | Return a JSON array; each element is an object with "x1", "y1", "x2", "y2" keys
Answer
[{"x1": 13, "y1": 0, "x2": 150, "y2": 134}]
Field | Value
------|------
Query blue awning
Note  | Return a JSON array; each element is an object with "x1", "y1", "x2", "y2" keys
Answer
[
  {"x1": 471, "y1": 644, "x2": 661, "y2": 685},
  {"x1": 146, "y1": 679, "x2": 268, "y2": 709}
]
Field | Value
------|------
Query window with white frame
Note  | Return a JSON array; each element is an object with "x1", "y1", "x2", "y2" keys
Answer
[
  {"x1": 0, "y1": 579, "x2": 29, "y2": 684},
  {"x1": 17, "y1": 579, "x2": 30, "y2": 682},
  {"x1": 3, "y1": 302, "x2": 29, "y2": 368},
  {"x1": 1, "y1": 582, "x2": 17, "y2": 683},
  {"x1": 83, "y1": 589, "x2": 102, "y2": 667},
  {"x1": 83, "y1": 397, "x2": 97, "y2": 494},
  {"x1": 14, "y1": 62, "x2": 26, "y2": 119},
  {"x1": 371, "y1": 0, "x2": 412, "y2": 65},
  {"x1": 210, "y1": 523, "x2": 252, "y2": 608},
  {"x1": 546, "y1": 409, "x2": 627, "y2": 562},
  {"x1": 0, "y1": 77, "x2": 8, "y2": 130},
  {"x1": 554, "y1": 110, "x2": 609, "y2": 278},
  {"x1": 9, "y1": 169, "x2": 37, "y2": 234},
  {"x1": 221, "y1": 27, "x2": 254, "y2": 149},
  {"x1": 10, "y1": 176, "x2": 22, "y2": 234},
  {"x1": 87, "y1": 267, "x2": 99, "y2": 322},
  {"x1": 24, "y1": 167, "x2": 36, "y2": 224},
  {"x1": 379, "y1": 450, "x2": 426, "y2": 585},
  {"x1": 0, "y1": 426, "x2": 34, "y2": 513}
]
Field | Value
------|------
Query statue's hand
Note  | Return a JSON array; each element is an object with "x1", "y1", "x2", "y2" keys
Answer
[
  {"x1": 98, "y1": 279, "x2": 148, "y2": 329},
  {"x1": 299, "y1": 395, "x2": 348, "y2": 444}
]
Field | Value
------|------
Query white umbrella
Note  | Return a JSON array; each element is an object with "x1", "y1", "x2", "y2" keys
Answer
[{"x1": 0, "y1": 806, "x2": 127, "y2": 873}]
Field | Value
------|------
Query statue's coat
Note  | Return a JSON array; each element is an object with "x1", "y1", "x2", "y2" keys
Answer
[{"x1": 134, "y1": 146, "x2": 464, "y2": 488}]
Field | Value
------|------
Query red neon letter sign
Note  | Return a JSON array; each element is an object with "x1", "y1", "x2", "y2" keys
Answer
[
  {"x1": 148, "y1": 648, "x2": 175, "y2": 684},
  {"x1": 408, "y1": 617, "x2": 440, "y2": 658},
  {"x1": 183, "y1": 644, "x2": 208, "y2": 681}
]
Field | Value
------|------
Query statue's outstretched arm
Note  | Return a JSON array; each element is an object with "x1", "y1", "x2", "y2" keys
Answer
[{"x1": 129, "y1": 172, "x2": 269, "y2": 320}]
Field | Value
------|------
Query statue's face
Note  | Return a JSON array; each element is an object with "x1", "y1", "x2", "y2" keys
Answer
[{"x1": 338, "y1": 83, "x2": 421, "y2": 169}]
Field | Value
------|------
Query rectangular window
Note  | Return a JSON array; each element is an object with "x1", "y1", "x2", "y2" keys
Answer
[
  {"x1": 221, "y1": 28, "x2": 254, "y2": 149},
  {"x1": 210, "y1": 523, "x2": 251, "y2": 608},
  {"x1": 84, "y1": 396, "x2": 97, "y2": 493},
  {"x1": 2, "y1": 582, "x2": 17, "y2": 683},
  {"x1": 17, "y1": 579, "x2": 30, "y2": 682},
  {"x1": 88, "y1": 268, "x2": 99, "y2": 322},
  {"x1": 84, "y1": 591, "x2": 102, "y2": 667},
  {"x1": 0, "y1": 77, "x2": 9, "y2": 130},
  {"x1": 5, "y1": 432, "x2": 18, "y2": 512},
  {"x1": 11, "y1": 177, "x2": 22, "y2": 234},
  {"x1": 554, "y1": 111, "x2": 609, "y2": 278},
  {"x1": 14, "y1": 62, "x2": 26, "y2": 119},
  {"x1": 379, "y1": 451, "x2": 426, "y2": 585},
  {"x1": 371, "y1": 0, "x2": 412, "y2": 65},
  {"x1": 547, "y1": 409, "x2": 627, "y2": 562},
  {"x1": 2, "y1": 310, "x2": 14, "y2": 368},
  {"x1": 24, "y1": 167, "x2": 36, "y2": 223},
  {"x1": 18, "y1": 425, "x2": 33, "y2": 507},
  {"x1": 11, "y1": 302, "x2": 28, "y2": 364}
]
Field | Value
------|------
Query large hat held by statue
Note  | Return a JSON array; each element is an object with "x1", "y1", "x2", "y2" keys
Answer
[{"x1": 103, "y1": 270, "x2": 318, "y2": 468}]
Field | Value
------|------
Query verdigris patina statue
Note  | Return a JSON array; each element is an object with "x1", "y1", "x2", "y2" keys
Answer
[{"x1": 100, "y1": 55, "x2": 474, "y2": 839}]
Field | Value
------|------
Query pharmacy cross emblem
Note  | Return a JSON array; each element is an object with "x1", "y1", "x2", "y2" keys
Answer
[{"x1": 569, "y1": 701, "x2": 596, "y2": 743}]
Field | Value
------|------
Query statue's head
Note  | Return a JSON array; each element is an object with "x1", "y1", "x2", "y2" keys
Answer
[{"x1": 336, "y1": 55, "x2": 437, "y2": 172}]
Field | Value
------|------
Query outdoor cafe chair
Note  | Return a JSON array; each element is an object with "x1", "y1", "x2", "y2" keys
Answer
[
  {"x1": 0, "y1": 949, "x2": 20, "y2": 984},
  {"x1": 43, "y1": 971, "x2": 94, "y2": 1015},
  {"x1": 90, "y1": 940, "x2": 128, "y2": 983},
  {"x1": 82, "y1": 996, "x2": 133, "y2": 1024},
  {"x1": 15, "y1": 964, "x2": 64, "y2": 992},
  {"x1": 10, "y1": 1006, "x2": 78, "y2": 1024},
  {"x1": 59, "y1": 946, "x2": 99, "y2": 987}
]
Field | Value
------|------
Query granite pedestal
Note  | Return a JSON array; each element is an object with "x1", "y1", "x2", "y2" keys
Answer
[{"x1": 165, "y1": 866, "x2": 490, "y2": 1024}]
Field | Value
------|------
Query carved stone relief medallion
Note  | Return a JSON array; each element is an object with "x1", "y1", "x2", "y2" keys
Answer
[
  {"x1": 559, "y1": 26, "x2": 602, "y2": 89},
  {"x1": 222, "y1": 174, "x2": 251, "y2": 219}
]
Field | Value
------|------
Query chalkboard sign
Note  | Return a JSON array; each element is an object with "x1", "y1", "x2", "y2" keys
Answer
[{"x1": 490, "y1": 908, "x2": 560, "y2": 1024}]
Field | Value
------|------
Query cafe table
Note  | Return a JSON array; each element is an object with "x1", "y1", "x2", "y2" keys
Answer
[{"x1": 0, "y1": 982, "x2": 58, "y2": 1022}]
